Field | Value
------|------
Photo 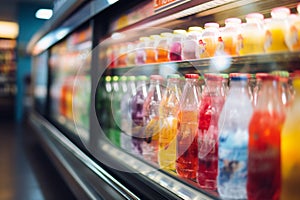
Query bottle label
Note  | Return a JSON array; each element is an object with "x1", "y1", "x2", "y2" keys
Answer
[{"x1": 218, "y1": 130, "x2": 248, "y2": 186}]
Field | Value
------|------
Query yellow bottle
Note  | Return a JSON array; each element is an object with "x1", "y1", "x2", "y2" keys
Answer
[
  {"x1": 265, "y1": 7, "x2": 290, "y2": 53},
  {"x1": 158, "y1": 74, "x2": 181, "y2": 171},
  {"x1": 281, "y1": 75, "x2": 300, "y2": 200}
]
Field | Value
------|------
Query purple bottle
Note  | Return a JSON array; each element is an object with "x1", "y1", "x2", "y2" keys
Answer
[
  {"x1": 170, "y1": 30, "x2": 186, "y2": 61},
  {"x1": 131, "y1": 75, "x2": 148, "y2": 157}
]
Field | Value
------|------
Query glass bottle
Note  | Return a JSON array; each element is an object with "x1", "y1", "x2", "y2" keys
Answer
[
  {"x1": 197, "y1": 73, "x2": 225, "y2": 190},
  {"x1": 158, "y1": 74, "x2": 181, "y2": 171},
  {"x1": 217, "y1": 73, "x2": 253, "y2": 199},
  {"x1": 135, "y1": 37, "x2": 148, "y2": 65},
  {"x1": 281, "y1": 73, "x2": 300, "y2": 200},
  {"x1": 142, "y1": 75, "x2": 164, "y2": 163},
  {"x1": 131, "y1": 75, "x2": 148, "y2": 157},
  {"x1": 176, "y1": 74, "x2": 201, "y2": 180},
  {"x1": 247, "y1": 75, "x2": 286, "y2": 200}
]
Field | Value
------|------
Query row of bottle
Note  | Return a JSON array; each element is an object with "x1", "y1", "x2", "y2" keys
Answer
[
  {"x1": 96, "y1": 71, "x2": 300, "y2": 200},
  {"x1": 105, "y1": 5, "x2": 300, "y2": 68}
]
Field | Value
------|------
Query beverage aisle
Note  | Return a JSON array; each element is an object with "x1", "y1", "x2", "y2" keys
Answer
[{"x1": 0, "y1": 119, "x2": 76, "y2": 200}]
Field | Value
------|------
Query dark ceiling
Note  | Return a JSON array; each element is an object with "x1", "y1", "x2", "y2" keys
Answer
[{"x1": 0, "y1": 0, "x2": 53, "y2": 22}]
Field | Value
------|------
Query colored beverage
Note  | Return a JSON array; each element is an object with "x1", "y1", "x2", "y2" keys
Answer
[
  {"x1": 170, "y1": 30, "x2": 186, "y2": 61},
  {"x1": 159, "y1": 74, "x2": 181, "y2": 170},
  {"x1": 176, "y1": 110, "x2": 199, "y2": 179},
  {"x1": 142, "y1": 75, "x2": 164, "y2": 163},
  {"x1": 222, "y1": 18, "x2": 242, "y2": 56},
  {"x1": 176, "y1": 74, "x2": 201, "y2": 180},
  {"x1": 157, "y1": 32, "x2": 172, "y2": 62},
  {"x1": 247, "y1": 75, "x2": 285, "y2": 200},
  {"x1": 281, "y1": 77, "x2": 300, "y2": 200},
  {"x1": 200, "y1": 23, "x2": 220, "y2": 58},
  {"x1": 197, "y1": 74, "x2": 225, "y2": 190}
]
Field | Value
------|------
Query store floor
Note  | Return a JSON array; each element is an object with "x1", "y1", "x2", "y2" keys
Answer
[{"x1": 0, "y1": 119, "x2": 76, "y2": 200}]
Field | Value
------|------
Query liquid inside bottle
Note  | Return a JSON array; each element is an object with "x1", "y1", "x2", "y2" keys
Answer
[
  {"x1": 197, "y1": 73, "x2": 225, "y2": 190},
  {"x1": 176, "y1": 74, "x2": 201, "y2": 180}
]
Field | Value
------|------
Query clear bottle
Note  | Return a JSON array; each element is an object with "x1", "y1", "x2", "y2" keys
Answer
[
  {"x1": 120, "y1": 76, "x2": 136, "y2": 153},
  {"x1": 281, "y1": 73, "x2": 300, "y2": 200},
  {"x1": 247, "y1": 75, "x2": 286, "y2": 200},
  {"x1": 197, "y1": 73, "x2": 225, "y2": 190},
  {"x1": 182, "y1": 26, "x2": 203, "y2": 60},
  {"x1": 158, "y1": 74, "x2": 181, "y2": 171},
  {"x1": 217, "y1": 73, "x2": 253, "y2": 199},
  {"x1": 200, "y1": 22, "x2": 220, "y2": 58},
  {"x1": 265, "y1": 7, "x2": 290, "y2": 53},
  {"x1": 176, "y1": 74, "x2": 201, "y2": 180},
  {"x1": 252, "y1": 73, "x2": 268, "y2": 106},
  {"x1": 157, "y1": 32, "x2": 172, "y2": 62},
  {"x1": 221, "y1": 18, "x2": 242, "y2": 56},
  {"x1": 170, "y1": 29, "x2": 187, "y2": 61},
  {"x1": 286, "y1": 9, "x2": 300, "y2": 51},
  {"x1": 238, "y1": 13, "x2": 265, "y2": 55},
  {"x1": 142, "y1": 75, "x2": 164, "y2": 163},
  {"x1": 131, "y1": 76, "x2": 148, "y2": 157},
  {"x1": 126, "y1": 42, "x2": 136, "y2": 66}
]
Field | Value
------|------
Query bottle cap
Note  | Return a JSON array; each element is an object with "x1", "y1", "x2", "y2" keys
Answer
[
  {"x1": 137, "y1": 75, "x2": 148, "y2": 81},
  {"x1": 160, "y1": 32, "x2": 173, "y2": 38},
  {"x1": 173, "y1": 29, "x2": 187, "y2": 35},
  {"x1": 255, "y1": 73, "x2": 269, "y2": 80},
  {"x1": 105, "y1": 76, "x2": 112, "y2": 82},
  {"x1": 150, "y1": 35, "x2": 161, "y2": 40},
  {"x1": 139, "y1": 37, "x2": 150, "y2": 42},
  {"x1": 271, "y1": 70, "x2": 289, "y2": 78},
  {"x1": 220, "y1": 73, "x2": 229, "y2": 79},
  {"x1": 167, "y1": 74, "x2": 181, "y2": 79},
  {"x1": 112, "y1": 76, "x2": 119, "y2": 82},
  {"x1": 271, "y1": 7, "x2": 290, "y2": 19},
  {"x1": 204, "y1": 22, "x2": 220, "y2": 28},
  {"x1": 246, "y1": 13, "x2": 264, "y2": 22},
  {"x1": 260, "y1": 74, "x2": 279, "y2": 81},
  {"x1": 204, "y1": 73, "x2": 223, "y2": 80},
  {"x1": 225, "y1": 18, "x2": 242, "y2": 25},
  {"x1": 150, "y1": 75, "x2": 164, "y2": 81},
  {"x1": 229, "y1": 73, "x2": 250, "y2": 81},
  {"x1": 120, "y1": 76, "x2": 127, "y2": 81},
  {"x1": 188, "y1": 26, "x2": 203, "y2": 32},
  {"x1": 127, "y1": 76, "x2": 136, "y2": 81},
  {"x1": 185, "y1": 73, "x2": 199, "y2": 79}
]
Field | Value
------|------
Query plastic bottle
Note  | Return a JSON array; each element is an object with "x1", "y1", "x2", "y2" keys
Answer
[
  {"x1": 176, "y1": 74, "x2": 201, "y2": 180},
  {"x1": 126, "y1": 42, "x2": 136, "y2": 66},
  {"x1": 281, "y1": 73, "x2": 300, "y2": 200},
  {"x1": 286, "y1": 8, "x2": 300, "y2": 51},
  {"x1": 131, "y1": 75, "x2": 148, "y2": 157},
  {"x1": 120, "y1": 76, "x2": 136, "y2": 152},
  {"x1": 170, "y1": 29, "x2": 186, "y2": 61},
  {"x1": 200, "y1": 23, "x2": 220, "y2": 58},
  {"x1": 135, "y1": 37, "x2": 148, "y2": 65},
  {"x1": 221, "y1": 18, "x2": 242, "y2": 56},
  {"x1": 157, "y1": 32, "x2": 172, "y2": 62},
  {"x1": 217, "y1": 73, "x2": 253, "y2": 199},
  {"x1": 247, "y1": 74, "x2": 286, "y2": 200},
  {"x1": 197, "y1": 73, "x2": 225, "y2": 190},
  {"x1": 182, "y1": 26, "x2": 203, "y2": 60},
  {"x1": 265, "y1": 7, "x2": 290, "y2": 53},
  {"x1": 145, "y1": 35, "x2": 160, "y2": 64},
  {"x1": 238, "y1": 13, "x2": 265, "y2": 55},
  {"x1": 118, "y1": 43, "x2": 128, "y2": 67},
  {"x1": 142, "y1": 75, "x2": 164, "y2": 163},
  {"x1": 158, "y1": 74, "x2": 181, "y2": 170}
]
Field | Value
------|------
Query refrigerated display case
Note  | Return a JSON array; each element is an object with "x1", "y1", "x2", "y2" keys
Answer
[{"x1": 28, "y1": 0, "x2": 300, "y2": 199}]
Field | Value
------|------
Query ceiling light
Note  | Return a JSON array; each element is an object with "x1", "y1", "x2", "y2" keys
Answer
[
  {"x1": 35, "y1": 9, "x2": 53, "y2": 20},
  {"x1": 0, "y1": 21, "x2": 19, "y2": 39}
]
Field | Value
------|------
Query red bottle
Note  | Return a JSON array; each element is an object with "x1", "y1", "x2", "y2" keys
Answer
[
  {"x1": 176, "y1": 74, "x2": 201, "y2": 180},
  {"x1": 247, "y1": 74, "x2": 285, "y2": 200},
  {"x1": 197, "y1": 73, "x2": 225, "y2": 190}
]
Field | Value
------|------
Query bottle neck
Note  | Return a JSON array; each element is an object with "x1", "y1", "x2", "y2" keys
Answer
[
  {"x1": 256, "y1": 80, "x2": 284, "y2": 112},
  {"x1": 204, "y1": 79, "x2": 223, "y2": 96}
]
